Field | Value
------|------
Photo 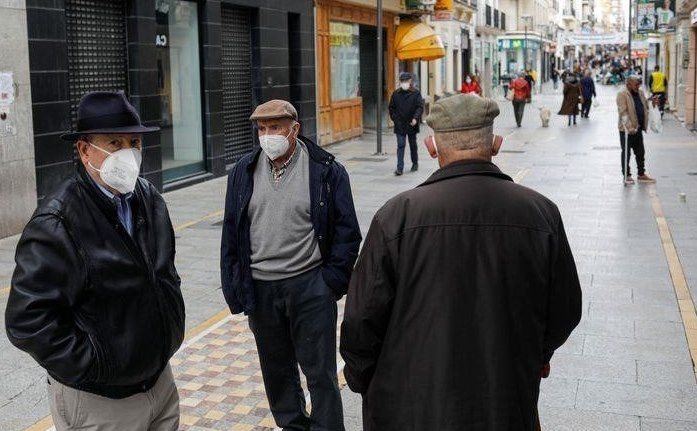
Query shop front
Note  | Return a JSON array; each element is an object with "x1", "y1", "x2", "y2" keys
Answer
[
  {"x1": 497, "y1": 36, "x2": 541, "y2": 76},
  {"x1": 316, "y1": 0, "x2": 397, "y2": 144}
]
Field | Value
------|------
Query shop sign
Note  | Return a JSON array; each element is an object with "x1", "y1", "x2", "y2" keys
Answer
[
  {"x1": 497, "y1": 39, "x2": 540, "y2": 50},
  {"x1": 631, "y1": 49, "x2": 649, "y2": 59},
  {"x1": 155, "y1": 34, "x2": 168, "y2": 47},
  {"x1": 433, "y1": 0, "x2": 453, "y2": 20},
  {"x1": 330, "y1": 22, "x2": 358, "y2": 47}
]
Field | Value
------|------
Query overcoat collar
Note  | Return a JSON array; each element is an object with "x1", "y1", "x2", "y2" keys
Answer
[{"x1": 419, "y1": 159, "x2": 513, "y2": 187}]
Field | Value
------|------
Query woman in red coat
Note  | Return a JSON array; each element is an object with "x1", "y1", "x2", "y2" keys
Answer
[{"x1": 460, "y1": 74, "x2": 482, "y2": 95}]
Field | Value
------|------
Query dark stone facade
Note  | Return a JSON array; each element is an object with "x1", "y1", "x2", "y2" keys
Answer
[{"x1": 26, "y1": 0, "x2": 316, "y2": 198}]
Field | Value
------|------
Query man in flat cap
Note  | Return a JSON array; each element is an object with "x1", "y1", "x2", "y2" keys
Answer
[
  {"x1": 221, "y1": 99, "x2": 361, "y2": 430},
  {"x1": 617, "y1": 74, "x2": 655, "y2": 184},
  {"x1": 5, "y1": 91, "x2": 185, "y2": 430},
  {"x1": 388, "y1": 72, "x2": 424, "y2": 175},
  {"x1": 340, "y1": 93, "x2": 582, "y2": 431}
]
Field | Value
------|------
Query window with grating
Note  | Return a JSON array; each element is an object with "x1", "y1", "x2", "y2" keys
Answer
[
  {"x1": 485, "y1": 5, "x2": 492, "y2": 26},
  {"x1": 501, "y1": 12, "x2": 506, "y2": 30},
  {"x1": 494, "y1": 9, "x2": 499, "y2": 28},
  {"x1": 66, "y1": 0, "x2": 128, "y2": 132},
  {"x1": 221, "y1": 6, "x2": 254, "y2": 164}
]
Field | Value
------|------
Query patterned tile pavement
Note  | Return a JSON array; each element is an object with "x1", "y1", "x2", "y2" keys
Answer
[{"x1": 172, "y1": 303, "x2": 349, "y2": 431}]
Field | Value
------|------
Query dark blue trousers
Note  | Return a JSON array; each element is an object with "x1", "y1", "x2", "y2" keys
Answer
[
  {"x1": 249, "y1": 267, "x2": 344, "y2": 431},
  {"x1": 396, "y1": 133, "x2": 418, "y2": 172}
]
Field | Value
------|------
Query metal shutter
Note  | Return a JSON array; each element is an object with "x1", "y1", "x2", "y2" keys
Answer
[
  {"x1": 66, "y1": 0, "x2": 127, "y2": 130},
  {"x1": 221, "y1": 6, "x2": 253, "y2": 164}
]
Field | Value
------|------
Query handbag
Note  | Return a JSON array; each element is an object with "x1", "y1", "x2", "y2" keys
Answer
[{"x1": 506, "y1": 91, "x2": 514, "y2": 101}]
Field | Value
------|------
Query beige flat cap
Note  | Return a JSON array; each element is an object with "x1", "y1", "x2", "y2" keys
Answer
[
  {"x1": 426, "y1": 93, "x2": 500, "y2": 132},
  {"x1": 249, "y1": 99, "x2": 298, "y2": 121}
]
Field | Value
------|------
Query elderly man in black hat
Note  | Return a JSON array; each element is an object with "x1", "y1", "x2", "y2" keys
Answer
[
  {"x1": 5, "y1": 91, "x2": 185, "y2": 430},
  {"x1": 388, "y1": 72, "x2": 424, "y2": 175},
  {"x1": 341, "y1": 94, "x2": 582, "y2": 431},
  {"x1": 220, "y1": 99, "x2": 361, "y2": 430}
]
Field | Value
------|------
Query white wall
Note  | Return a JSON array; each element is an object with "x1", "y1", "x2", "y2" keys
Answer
[{"x1": 0, "y1": 0, "x2": 37, "y2": 238}]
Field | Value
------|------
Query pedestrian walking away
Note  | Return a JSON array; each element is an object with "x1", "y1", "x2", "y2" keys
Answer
[
  {"x1": 649, "y1": 65, "x2": 668, "y2": 117},
  {"x1": 551, "y1": 67, "x2": 559, "y2": 90},
  {"x1": 510, "y1": 71, "x2": 531, "y2": 127},
  {"x1": 5, "y1": 91, "x2": 185, "y2": 431},
  {"x1": 340, "y1": 93, "x2": 583, "y2": 431},
  {"x1": 559, "y1": 73, "x2": 581, "y2": 126},
  {"x1": 580, "y1": 69, "x2": 596, "y2": 118},
  {"x1": 220, "y1": 99, "x2": 362, "y2": 431},
  {"x1": 389, "y1": 72, "x2": 424, "y2": 176},
  {"x1": 617, "y1": 75, "x2": 656, "y2": 184}
]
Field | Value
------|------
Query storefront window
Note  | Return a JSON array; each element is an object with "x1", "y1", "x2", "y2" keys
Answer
[
  {"x1": 156, "y1": 0, "x2": 204, "y2": 182},
  {"x1": 330, "y1": 21, "x2": 360, "y2": 100}
]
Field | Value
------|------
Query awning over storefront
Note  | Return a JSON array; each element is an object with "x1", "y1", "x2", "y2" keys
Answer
[{"x1": 395, "y1": 21, "x2": 445, "y2": 61}]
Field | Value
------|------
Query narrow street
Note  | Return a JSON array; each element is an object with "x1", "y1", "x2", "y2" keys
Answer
[{"x1": 2, "y1": 82, "x2": 697, "y2": 430}]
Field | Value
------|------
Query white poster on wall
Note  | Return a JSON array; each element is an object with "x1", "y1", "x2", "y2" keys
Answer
[{"x1": 0, "y1": 72, "x2": 14, "y2": 106}]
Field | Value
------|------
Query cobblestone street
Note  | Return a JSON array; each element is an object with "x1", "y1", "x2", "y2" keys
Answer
[{"x1": 2, "y1": 83, "x2": 697, "y2": 430}]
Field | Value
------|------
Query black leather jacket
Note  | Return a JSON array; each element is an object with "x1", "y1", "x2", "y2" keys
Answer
[{"x1": 5, "y1": 166, "x2": 185, "y2": 399}]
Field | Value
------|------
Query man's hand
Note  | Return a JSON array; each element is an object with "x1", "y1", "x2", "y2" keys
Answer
[
  {"x1": 541, "y1": 363, "x2": 551, "y2": 378},
  {"x1": 410, "y1": 119, "x2": 417, "y2": 126}
]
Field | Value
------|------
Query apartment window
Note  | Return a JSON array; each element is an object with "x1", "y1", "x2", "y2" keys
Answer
[
  {"x1": 501, "y1": 12, "x2": 506, "y2": 30},
  {"x1": 494, "y1": 9, "x2": 499, "y2": 28},
  {"x1": 485, "y1": 5, "x2": 492, "y2": 26}
]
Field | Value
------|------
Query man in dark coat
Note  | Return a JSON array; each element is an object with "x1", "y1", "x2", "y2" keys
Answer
[
  {"x1": 220, "y1": 100, "x2": 362, "y2": 430},
  {"x1": 340, "y1": 93, "x2": 582, "y2": 431},
  {"x1": 580, "y1": 69, "x2": 597, "y2": 118},
  {"x1": 388, "y1": 72, "x2": 424, "y2": 175},
  {"x1": 5, "y1": 91, "x2": 185, "y2": 430}
]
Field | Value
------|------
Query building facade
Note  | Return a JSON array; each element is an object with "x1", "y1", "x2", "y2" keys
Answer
[
  {"x1": 0, "y1": 1, "x2": 36, "y2": 238},
  {"x1": 26, "y1": 0, "x2": 316, "y2": 204}
]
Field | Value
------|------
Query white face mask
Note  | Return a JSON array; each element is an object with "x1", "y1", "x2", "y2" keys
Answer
[
  {"x1": 465, "y1": 77, "x2": 472, "y2": 84},
  {"x1": 88, "y1": 144, "x2": 142, "y2": 194},
  {"x1": 400, "y1": 82, "x2": 410, "y2": 91},
  {"x1": 259, "y1": 125, "x2": 295, "y2": 161}
]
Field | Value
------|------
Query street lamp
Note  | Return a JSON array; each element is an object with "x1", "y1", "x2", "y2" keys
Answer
[{"x1": 521, "y1": 15, "x2": 533, "y2": 70}]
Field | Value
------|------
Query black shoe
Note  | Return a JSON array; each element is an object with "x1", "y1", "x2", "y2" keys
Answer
[
  {"x1": 394, "y1": 169, "x2": 403, "y2": 176},
  {"x1": 410, "y1": 163, "x2": 418, "y2": 172}
]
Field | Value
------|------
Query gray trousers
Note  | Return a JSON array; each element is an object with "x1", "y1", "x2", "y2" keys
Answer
[{"x1": 47, "y1": 365, "x2": 179, "y2": 431}]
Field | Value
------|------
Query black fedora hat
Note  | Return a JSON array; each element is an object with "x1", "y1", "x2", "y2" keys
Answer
[{"x1": 60, "y1": 91, "x2": 159, "y2": 141}]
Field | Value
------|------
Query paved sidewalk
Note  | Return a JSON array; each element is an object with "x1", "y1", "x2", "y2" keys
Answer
[{"x1": 1, "y1": 81, "x2": 697, "y2": 430}]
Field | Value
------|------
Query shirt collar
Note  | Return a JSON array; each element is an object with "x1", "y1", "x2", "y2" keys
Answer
[{"x1": 87, "y1": 172, "x2": 133, "y2": 203}]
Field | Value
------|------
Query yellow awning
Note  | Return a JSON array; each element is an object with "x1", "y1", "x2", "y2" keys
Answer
[{"x1": 395, "y1": 22, "x2": 445, "y2": 61}]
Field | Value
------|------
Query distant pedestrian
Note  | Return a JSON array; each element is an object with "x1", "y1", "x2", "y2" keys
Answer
[
  {"x1": 649, "y1": 65, "x2": 668, "y2": 117},
  {"x1": 389, "y1": 72, "x2": 425, "y2": 175},
  {"x1": 460, "y1": 74, "x2": 482, "y2": 95},
  {"x1": 524, "y1": 70, "x2": 535, "y2": 100},
  {"x1": 551, "y1": 68, "x2": 559, "y2": 89},
  {"x1": 510, "y1": 71, "x2": 531, "y2": 127},
  {"x1": 617, "y1": 75, "x2": 656, "y2": 184},
  {"x1": 559, "y1": 74, "x2": 581, "y2": 126},
  {"x1": 580, "y1": 70, "x2": 597, "y2": 118},
  {"x1": 340, "y1": 93, "x2": 583, "y2": 431},
  {"x1": 5, "y1": 91, "x2": 184, "y2": 430}
]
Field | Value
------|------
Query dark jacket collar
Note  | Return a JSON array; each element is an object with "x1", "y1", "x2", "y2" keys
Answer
[
  {"x1": 419, "y1": 159, "x2": 512, "y2": 187},
  {"x1": 244, "y1": 135, "x2": 333, "y2": 172}
]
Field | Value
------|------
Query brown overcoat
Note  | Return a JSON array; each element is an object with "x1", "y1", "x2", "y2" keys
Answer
[{"x1": 558, "y1": 81, "x2": 581, "y2": 115}]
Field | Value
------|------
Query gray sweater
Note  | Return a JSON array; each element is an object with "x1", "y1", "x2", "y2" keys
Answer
[{"x1": 248, "y1": 142, "x2": 323, "y2": 281}]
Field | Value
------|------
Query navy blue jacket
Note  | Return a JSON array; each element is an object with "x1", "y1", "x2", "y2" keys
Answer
[
  {"x1": 220, "y1": 136, "x2": 362, "y2": 315},
  {"x1": 580, "y1": 76, "x2": 596, "y2": 100}
]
